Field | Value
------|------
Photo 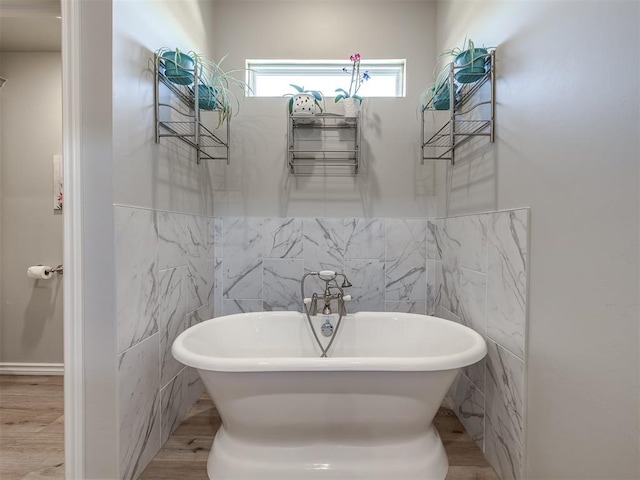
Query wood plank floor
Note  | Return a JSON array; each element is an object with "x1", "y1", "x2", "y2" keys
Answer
[
  {"x1": 0, "y1": 376, "x2": 498, "y2": 480},
  {"x1": 142, "y1": 395, "x2": 499, "y2": 480},
  {"x1": 0, "y1": 375, "x2": 65, "y2": 480}
]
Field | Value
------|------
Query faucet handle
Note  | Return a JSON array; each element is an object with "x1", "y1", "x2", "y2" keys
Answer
[
  {"x1": 342, "y1": 295, "x2": 352, "y2": 302},
  {"x1": 304, "y1": 293, "x2": 318, "y2": 315},
  {"x1": 318, "y1": 270, "x2": 336, "y2": 280}
]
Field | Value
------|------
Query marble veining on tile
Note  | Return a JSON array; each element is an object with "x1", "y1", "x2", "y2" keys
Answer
[
  {"x1": 186, "y1": 257, "x2": 210, "y2": 312},
  {"x1": 214, "y1": 217, "x2": 436, "y2": 316},
  {"x1": 436, "y1": 305, "x2": 461, "y2": 323},
  {"x1": 158, "y1": 212, "x2": 187, "y2": 270},
  {"x1": 463, "y1": 357, "x2": 486, "y2": 395},
  {"x1": 263, "y1": 217, "x2": 303, "y2": 259},
  {"x1": 205, "y1": 218, "x2": 216, "y2": 260},
  {"x1": 435, "y1": 217, "x2": 461, "y2": 266},
  {"x1": 303, "y1": 218, "x2": 346, "y2": 271},
  {"x1": 263, "y1": 259, "x2": 305, "y2": 311},
  {"x1": 213, "y1": 218, "x2": 223, "y2": 258},
  {"x1": 344, "y1": 259, "x2": 385, "y2": 312},
  {"x1": 460, "y1": 214, "x2": 489, "y2": 273},
  {"x1": 459, "y1": 268, "x2": 487, "y2": 334},
  {"x1": 384, "y1": 301, "x2": 427, "y2": 314},
  {"x1": 485, "y1": 340, "x2": 525, "y2": 480},
  {"x1": 184, "y1": 215, "x2": 205, "y2": 258},
  {"x1": 451, "y1": 372, "x2": 485, "y2": 451},
  {"x1": 426, "y1": 219, "x2": 440, "y2": 260},
  {"x1": 205, "y1": 259, "x2": 215, "y2": 319},
  {"x1": 188, "y1": 304, "x2": 209, "y2": 329},
  {"x1": 158, "y1": 266, "x2": 187, "y2": 387},
  {"x1": 224, "y1": 258, "x2": 263, "y2": 300},
  {"x1": 435, "y1": 217, "x2": 461, "y2": 315},
  {"x1": 115, "y1": 206, "x2": 159, "y2": 354},
  {"x1": 186, "y1": 367, "x2": 205, "y2": 408},
  {"x1": 432, "y1": 208, "x2": 529, "y2": 480},
  {"x1": 160, "y1": 369, "x2": 187, "y2": 445},
  {"x1": 213, "y1": 258, "x2": 223, "y2": 318},
  {"x1": 385, "y1": 219, "x2": 426, "y2": 302},
  {"x1": 223, "y1": 217, "x2": 263, "y2": 299},
  {"x1": 118, "y1": 334, "x2": 161, "y2": 480},
  {"x1": 344, "y1": 218, "x2": 385, "y2": 259},
  {"x1": 487, "y1": 209, "x2": 528, "y2": 360},
  {"x1": 117, "y1": 207, "x2": 214, "y2": 480},
  {"x1": 222, "y1": 299, "x2": 264, "y2": 315},
  {"x1": 427, "y1": 259, "x2": 438, "y2": 315}
]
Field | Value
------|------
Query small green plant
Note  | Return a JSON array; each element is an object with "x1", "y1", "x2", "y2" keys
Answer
[
  {"x1": 284, "y1": 84, "x2": 325, "y2": 114},
  {"x1": 420, "y1": 64, "x2": 456, "y2": 111},
  {"x1": 194, "y1": 53, "x2": 252, "y2": 127},
  {"x1": 155, "y1": 47, "x2": 196, "y2": 85},
  {"x1": 439, "y1": 37, "x2": 477, "y2": 59},
  {"x1": 154, "y1": 48, "x2": 252, "y2": 126},
  {"x1": 439, "y1": 38, "x2": 492, "y2": 83}
]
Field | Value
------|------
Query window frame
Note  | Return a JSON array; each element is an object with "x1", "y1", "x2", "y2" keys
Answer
[{"x1": 245, "y1": 59, "x2": 406, "y2": 98}]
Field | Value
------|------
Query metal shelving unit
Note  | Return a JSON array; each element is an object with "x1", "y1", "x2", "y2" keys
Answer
[
  {"x1": 153, "y1": 54, "x2": 230, "y2": 165},
  {"x1": 287, "y1": 113, "x2": 360, "y2": 176},
  {"x1": 421, "y1": 49, "x2": 495, "y2": 165}
]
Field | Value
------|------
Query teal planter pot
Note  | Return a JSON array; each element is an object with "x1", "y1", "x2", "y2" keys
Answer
[
  {"x1": 196, "y1": 85, "x2": 219, "y2": 110},
  {"x1": 161, "y1": 50, "x2": 195, "y2": 85},
  {"x1": 454, "y1": 48, "x2": 489, "y2": 84},
  {"x1": 431, "y1": 83, "x2": 457, "y2": 110}
]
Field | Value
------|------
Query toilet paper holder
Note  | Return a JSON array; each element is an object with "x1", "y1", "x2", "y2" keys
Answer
[
  {"x1": 27, "y1": 264, "x2": 63, "y2": 280},
  {"x1": 36, "y1": 264, "x2": 63, "y2": 275}
]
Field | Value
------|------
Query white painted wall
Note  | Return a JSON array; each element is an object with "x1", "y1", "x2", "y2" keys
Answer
[
  {"x1": 113, "y1": 0, "x2": 215, "y2": 215},
  {"x1": 435, "y1": 1, "x2": 639, "y2": 478},
  {"x1": 78, "y1": 0, "x2": 117, "y2": 475},
  {"x1": 0, "y1": 53, "x2": 63, "y2": 366},
  {"x1": 77, "y1": 0, "x2": 217, "y2": 477},
  {"x1": 211, "y1": 0, "x2": 438, "y2": 218}
]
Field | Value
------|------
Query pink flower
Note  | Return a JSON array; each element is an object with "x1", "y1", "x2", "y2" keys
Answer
[{"x1": 339, "y1": 52, "x2": 369, "y2": 99}]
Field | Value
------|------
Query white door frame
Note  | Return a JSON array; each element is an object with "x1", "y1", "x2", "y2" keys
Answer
[{"x1": 61, "y1": 0, "x2": 84, "y2": 477}]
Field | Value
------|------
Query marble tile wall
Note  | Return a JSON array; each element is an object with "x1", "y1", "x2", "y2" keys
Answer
[
  {"x1": 115, "y1": 205, "x2": 214, "y2": 480},
  {"x1": 433, "y1": 208, "x2": 529, "y2": 480},
  {"x1": 213, "y1": 217, "x2": 436, "y2": 316},
  {"x1": 160, "y1": 211, "x2": 526, "y2": 480}
]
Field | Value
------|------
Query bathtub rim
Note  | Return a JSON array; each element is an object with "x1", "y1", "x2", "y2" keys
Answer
[{"x1": 172, "y1": 311, "x2": 487, "y2": 373}]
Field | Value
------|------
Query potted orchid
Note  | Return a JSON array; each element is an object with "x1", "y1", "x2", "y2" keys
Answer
[{"x1": 334, "y1": 53, "x2": 370, "y2": 117}]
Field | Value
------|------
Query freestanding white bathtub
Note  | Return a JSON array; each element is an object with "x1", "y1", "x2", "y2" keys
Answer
[{"x1": 172, "y1": 311, "x2": 487, "y2": 480}]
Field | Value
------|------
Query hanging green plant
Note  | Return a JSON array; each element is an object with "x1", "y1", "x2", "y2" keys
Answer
[
  {"x1": 420, "y1": 64, "x2": 458, "y2": 111},
  {"x1": 156, "y1": 48, "x2": 195, "y2": 85},
  {"x1": 193, "y1": 53, "x2": 253, "y2": 127},
  {"x1": 440, "y1": 38, "x2": 492, "y2": 84}
]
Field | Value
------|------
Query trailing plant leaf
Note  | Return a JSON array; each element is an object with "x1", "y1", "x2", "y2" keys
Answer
[{"x1": 283, "y1": 84, "x2": 325, "y2": 113}]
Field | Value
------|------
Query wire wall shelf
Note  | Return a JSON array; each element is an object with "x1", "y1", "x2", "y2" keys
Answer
[
  {"x1": 153, "y1": 54, "x2": 230, "y2": 165},
  {"x1": 287, "y1": 113, "x2": 360, "y2": 176},
  {"x1": 421, "y1": 49, "x2": 495, "y2": 165}
]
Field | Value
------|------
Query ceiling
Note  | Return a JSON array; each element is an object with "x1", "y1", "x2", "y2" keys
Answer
[{"x1": 0, "y1": 0, "x2": 61, "y2": 52}]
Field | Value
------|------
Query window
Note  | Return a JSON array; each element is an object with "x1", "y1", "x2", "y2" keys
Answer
[{"x1": 246, "y1": 59, "x2": 406, "y2": 98}]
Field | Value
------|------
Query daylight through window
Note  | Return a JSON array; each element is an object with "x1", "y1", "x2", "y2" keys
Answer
[{"x1": 246, "y1": 59, "x2": 406, "y2": 98}]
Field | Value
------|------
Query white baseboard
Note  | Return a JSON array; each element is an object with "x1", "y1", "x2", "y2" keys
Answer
[{"x1": 0, "y1": 362, "x2": 64, "y2": 375}]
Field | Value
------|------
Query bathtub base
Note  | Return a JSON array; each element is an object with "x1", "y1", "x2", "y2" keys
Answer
[{"x1": 207, "y1": 425, "x2": 448, "y2": 480}]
